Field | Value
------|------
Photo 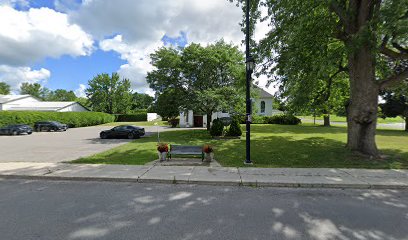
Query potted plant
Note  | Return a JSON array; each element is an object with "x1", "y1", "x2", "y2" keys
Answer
[
  {"x1": 157, "y1": 143, "x2": 169, "y2": 161},
  {"x1": 202, "y1": 144, "x2": 214, "y2": 162}
]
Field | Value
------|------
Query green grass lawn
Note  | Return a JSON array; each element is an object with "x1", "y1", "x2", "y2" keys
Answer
[
  {"x1": 298, "y1": 115, "x2": 405, "y2": 124},
  {"x1": 100, "y1": 121, "x2": 168, "y2": 127},
  {"x1": 73, "y1": 124, "x2": 408, "y2": 169}
]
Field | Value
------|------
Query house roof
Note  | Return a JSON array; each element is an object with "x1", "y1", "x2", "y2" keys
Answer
[
  {"x1": 5, "y1": 102, "x2": 80, "y2": 111},
  {"x1": 253, "y1": 87, "x2": 273, "y2": 98},
  {"x1": 0, "y1": 95, "x2": 33, "y2": 104}
]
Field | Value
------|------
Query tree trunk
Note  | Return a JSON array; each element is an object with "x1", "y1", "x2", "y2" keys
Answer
[
  {"x1": 346, "y1": 44, "x2": 379, "y2": 157},
  {"x1": 405, "y1": 117, "x2": 408, "y2": 132},
  {"x1": 323, "y1": 115, "x2": 330, "y2": 127},
  {"x1": 206, "y1": 112, "x2": 212, "y2": 131}
]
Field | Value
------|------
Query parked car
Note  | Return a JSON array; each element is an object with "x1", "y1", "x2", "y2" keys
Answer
[
  {"x1": 0, "y1": 124, "x2": 33, "y2": 135},
  {"x1": 100, "y1": 125, "x2": 145, "y2": 139},
  {"x1": 34, "y1": 121, "x2": 68, "y2": 132}
]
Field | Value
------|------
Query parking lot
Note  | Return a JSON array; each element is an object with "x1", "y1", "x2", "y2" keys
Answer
[{"x1": 0, "y1": 126, "x2": 158, "y2": 163}]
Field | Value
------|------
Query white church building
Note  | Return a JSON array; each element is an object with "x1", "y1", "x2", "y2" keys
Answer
[
  {"x1": 179, "y1": 88, "x2": 279, "y2": 128},
  {"x1": 0, "y1": 95, "x2": 89, "y2": 112}
]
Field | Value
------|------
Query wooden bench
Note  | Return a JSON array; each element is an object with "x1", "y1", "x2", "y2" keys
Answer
[{"x1": 169, "y1": 145, "x2": 204, "y2": 161}]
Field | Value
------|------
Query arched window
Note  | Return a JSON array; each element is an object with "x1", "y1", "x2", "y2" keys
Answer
[{"x1": 260, "y1": 101, "x2": 265, "y2": 113}]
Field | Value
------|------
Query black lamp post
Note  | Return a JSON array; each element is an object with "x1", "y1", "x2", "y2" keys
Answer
[{"x1": 245, "y1": 0, "x2": 255, "y2": 165}]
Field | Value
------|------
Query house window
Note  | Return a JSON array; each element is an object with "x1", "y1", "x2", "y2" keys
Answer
[{"x1": 260, "y1": 101, "x2": 265, "y2": 113}]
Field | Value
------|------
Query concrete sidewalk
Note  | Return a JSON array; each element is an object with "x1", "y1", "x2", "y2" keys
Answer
[{"x1": 0, "y1": 162, "x2": 407, "y2": 189}]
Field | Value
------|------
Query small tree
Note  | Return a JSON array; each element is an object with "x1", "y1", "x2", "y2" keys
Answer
[
  {"x1": 210, "y1": 118, "x2": 224, "y2": 137},
  {"x1": 226, "y1": 118, "x2": 242, "y2": 136},
  {"x1": 0, "y1": 82, "x2": 11, "y2": 94},
  {"x1": 85, "y1": 73, "x2": 132, "y2": 114},
  {"x1": 380, "y1": 83, "x2": 408, "y2": 132}
]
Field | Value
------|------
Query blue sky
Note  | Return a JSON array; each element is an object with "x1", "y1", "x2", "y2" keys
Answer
[{"x1": 0, "y1": 0, "x2": 274, "y2": 96}]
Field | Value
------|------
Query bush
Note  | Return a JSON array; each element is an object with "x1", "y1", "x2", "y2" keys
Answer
[
  {"x1": 168, "y1": 118, "x2": 179, "y2": 128},
  {"x1": 226, "y1": 118, "x2": 242, "y2": 136},
  {"x1": 264, "y1": 114, "x2": 301, "y2": 125},
  {"x1": 210, "y1": 118, "x2": 224, "y2": 137},
  {"x1": 115, "y1": 111, "x2": 147, "y2": 122},
  {"x1": 0, "y1": 111, "x2": 115, "y2": 128}
]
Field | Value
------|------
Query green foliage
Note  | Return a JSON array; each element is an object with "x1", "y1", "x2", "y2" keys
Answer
[
  {"x1": 380, "y1": 82, "x2": 408, "y2": 130},
  {"x1": 264, "y1": 114, "x2": 301, "y2": 125},
  {"x1": 115, "y1": 111, "x2": 148, "y2": 122},
  {"x1": 46, "y1": 89, "x2": 77, "y2": 101},
  {"x1": 20, "y1": 83, "x2": 49, "y2": 100},
  {"x1": 154, "y1": 88, "x2": 183, "y2": 120},
  {"x1": 132, "y1": 93, "x2": 154, "y2": 110},
  {"x1": 86, "y1": 73, "x2": 133, "y2": 114},
  {"x1": 210, "y1": 118, "x2": 224, "y2": 137},
  {"x1": 0, "y1": 82, "x2": 11, "y2": 94},
  {"x1": 0, "y1": 111, "x2": 114, "y2": 128},
  {"x1": 226, "y1": 118, "x2": 242, "y2": 136},
  {"x1": 147, "y1": 40, "x2": 246, "y2": 126}
]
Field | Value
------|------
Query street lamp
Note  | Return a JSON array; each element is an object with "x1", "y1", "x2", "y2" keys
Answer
[{"x1": 244, "y1": 0, "x2": 254, "y2": 165}]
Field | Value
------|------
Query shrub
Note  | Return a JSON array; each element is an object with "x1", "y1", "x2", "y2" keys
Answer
[
  {"x1": 226, "y1": 118, "x2": 242, "y2": 136},
  {"x1": 264, "y1": 114, "x2": 301, "y2": 125},
  {"x1": 0, "y1": 111, "x2": 115, "y2": 128},
  {"x1": 115, "y1": 112, "x2": 147, "y2": 122},
  {"x1": 210, "y1": 118, "x2": 224, "y2": 136},
  {"x1": 168, "y1": 118, "x2": 179, "y2": 128}
]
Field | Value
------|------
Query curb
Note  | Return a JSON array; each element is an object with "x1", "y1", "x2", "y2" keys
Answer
[{"x1": 1, "y1": 174, "x2": 408, "y2": 190}]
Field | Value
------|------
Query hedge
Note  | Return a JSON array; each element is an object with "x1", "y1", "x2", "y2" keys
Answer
[
  {"x1": 115, "y1": 112, "x2": 147, "y2": 122},
  {"x1": 263, "y1": 114, "x2": 302, "y2": 125},
  {"x1": 238, "y1": 114, "x2": 301, "y2": 125},
  {"x1": 0, "y1": 111, "x2": 115, "y2": 128}
]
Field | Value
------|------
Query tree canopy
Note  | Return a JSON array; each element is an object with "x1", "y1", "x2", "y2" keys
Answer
[
  {"x1": 147, "y1": 40, "x2": 246, "y2": 130},
  {"x1": 0, "y1": 82, "x2": 10, "y2": 95},
  {"x1": 85, "y1": 73, "x2": 133, "y2": 114},
  {"x1": 239, "y1": 0, "x2": 408, "y2": 156}
]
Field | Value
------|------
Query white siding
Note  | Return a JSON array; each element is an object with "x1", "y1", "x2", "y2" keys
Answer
[{"x1": 255, "y1": 97, "x2": 273, "y2": 116}]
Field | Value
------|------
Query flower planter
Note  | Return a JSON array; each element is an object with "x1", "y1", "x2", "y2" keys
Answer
[
  {"x1": 158, "y1": 151, "x2": 167, "y2": 161},
  {"x1": 204, "y1": 152, "x2": 214, "y2": 162}
]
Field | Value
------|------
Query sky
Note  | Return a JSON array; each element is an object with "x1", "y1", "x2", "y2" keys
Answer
[{"x1": 0, "y1": 0, "x2": 272, "y2": 97}]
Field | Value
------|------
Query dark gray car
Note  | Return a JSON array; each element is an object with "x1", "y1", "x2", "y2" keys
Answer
[
  {"x1": 100, "y1": 125, "x2": 145, "y2": 139},
  {"x1": 34, "y1": 121, "x2": 68, "y2": 132},
  {"x1": 0, "y1": 124, "x2": 33, "y2": 135}
]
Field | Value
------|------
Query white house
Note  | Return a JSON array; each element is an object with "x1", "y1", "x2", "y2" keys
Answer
[
  {"x1": 179, "y1": 88, "x2": 278, "y2": 128},
  {"x1": 0, "y1": 95, "x2": 89, "y2": 112}
]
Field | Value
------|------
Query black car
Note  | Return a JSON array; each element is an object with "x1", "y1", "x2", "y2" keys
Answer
[
  {"x1": 34, "y1": 121, "x2": 68, "y2": 132},
  {"x1": 0, "y1": 124, "x2": 33, "y2": 135},
  {"x1": 100, "y1": 125, "x2": 145, "y2": 139}
]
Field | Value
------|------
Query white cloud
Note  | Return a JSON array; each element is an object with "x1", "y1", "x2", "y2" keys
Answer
[
  {"x1": 70, "y1": 0, "x2": 244, "y2": 94},
  {"x1": 0, "y1": 65, "x2": 50, "y2": 91},
  {"x1": 99, "y1": 35, "x2": 164, "y2": 93},
  {"x1": 74, "y1": 83, "x2": 87, "y2": 98},
  {"x1": 0, "y1": 5, "x2": 94, "y2": 66}
]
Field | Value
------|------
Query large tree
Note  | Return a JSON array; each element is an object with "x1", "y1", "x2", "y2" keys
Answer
[
  {"x1": 147, "y1": 40, "x2": 246, "y2": 130},
  {"x1": 85, "y1": 73, "x2": 133, "y2": 114},
  {"x1": 0, "y1": 82, "x2": 11, "y2": 94},
  {"x1": 20, "y1": 82, "x2": 50, "y2": 100},
  {"x1": 242, "y1": 0, "x2": 408, "y2": 156}
]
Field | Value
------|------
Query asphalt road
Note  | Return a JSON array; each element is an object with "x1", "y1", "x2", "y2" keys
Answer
[
  {"x1": 0, "y1": 125, "x2": 170, "y2": 163},
  {"x1": 0, "y1": 179, "x2": 407, "y2": 240}
]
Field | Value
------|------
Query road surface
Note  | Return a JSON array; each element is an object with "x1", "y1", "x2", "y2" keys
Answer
[{"x1": 0, "y1": 179, "x2": 407, "y2": 240}]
